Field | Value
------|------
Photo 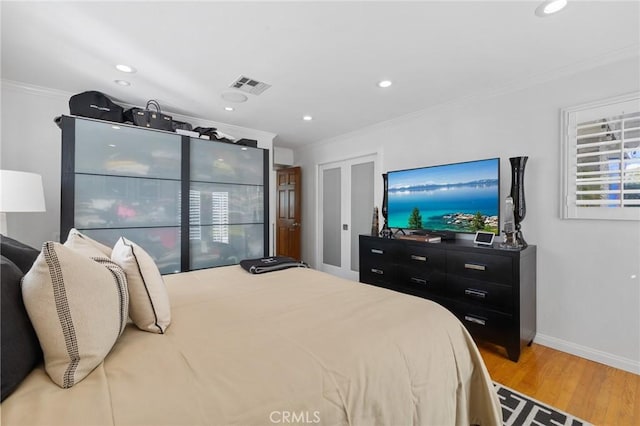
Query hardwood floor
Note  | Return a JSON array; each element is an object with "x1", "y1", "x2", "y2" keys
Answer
[{"x1": 478, "y1": 342, "x2": 640, "y2": 426}]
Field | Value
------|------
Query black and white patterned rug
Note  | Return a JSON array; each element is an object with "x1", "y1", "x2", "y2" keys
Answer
[{"x1": 494, "y1": 383, "x2": 592, "y2": 426}]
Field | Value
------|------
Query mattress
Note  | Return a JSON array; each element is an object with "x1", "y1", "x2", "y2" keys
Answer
[{"x1": 1, "y1": 265, "x2": 502, "y2": 425}]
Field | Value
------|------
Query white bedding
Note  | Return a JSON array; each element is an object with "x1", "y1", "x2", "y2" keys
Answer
[{"x1": 2, "y1": 266, "x2": 502, "y2": 425}]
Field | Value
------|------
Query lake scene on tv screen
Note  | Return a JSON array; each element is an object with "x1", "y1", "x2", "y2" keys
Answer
[{"x1": 387, "y1": 158, "x2": 499, "y2": 234}]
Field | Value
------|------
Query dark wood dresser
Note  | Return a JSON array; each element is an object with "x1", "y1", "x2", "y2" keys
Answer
[{"x1": 359, "y1": 235, "x2": 536, "y2": 361}]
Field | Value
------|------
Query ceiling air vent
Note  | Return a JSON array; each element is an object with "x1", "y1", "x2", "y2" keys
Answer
[{"x1": 229, "y1": 75, "x2": 271, "y2": 95}]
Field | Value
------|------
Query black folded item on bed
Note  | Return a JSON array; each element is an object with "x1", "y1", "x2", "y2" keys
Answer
[{"x1": 240, "y1": 256, "x2": 309, "y2": 274}]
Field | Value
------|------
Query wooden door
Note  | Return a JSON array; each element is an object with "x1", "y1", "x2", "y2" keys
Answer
[{"x1": 276, "y1": 167, "x2": 301, "y2": 260}]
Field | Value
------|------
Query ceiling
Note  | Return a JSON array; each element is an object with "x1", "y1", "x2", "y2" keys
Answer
[{"x1": 2, "y1": 1, "x2": 639, "y2": 147}]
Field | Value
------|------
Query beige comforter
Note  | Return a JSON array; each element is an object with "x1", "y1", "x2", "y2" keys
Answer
[{"x1": 2, "y1": 266, "x2": 501, "y2": 426}]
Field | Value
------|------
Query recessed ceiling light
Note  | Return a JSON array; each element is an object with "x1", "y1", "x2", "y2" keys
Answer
[
  {"x1": 218, "y1": 158, "x2": 225, "y2": 162},
  {"x1": 535, "y1": 0, "x2": 568, "y2": 17},
  {"x1": 111, "y1": 126, "x2": 120, "y2": 130},
  {"x1": 114, "y1": 80, "x2": 130, "y2": 86},
  {"x1": 224, "y1": 106, "x2": 234, "y2": 111},
  {"x1": 303, "y1": 115, "x2": 313, "y2": 121},
  {"x1": 221, "y1": 92, "x2": 248, "y2": 103},
  {"x1": 115, "y1": 64, "x2": 136, "y2": 73},
  {"x1": 241, "y1": 147, "x2": 248, "y2": 151},
  {"x1": 378, "y1": 80, "x2": 393, "y2": 88},
  {"x1": 108, "y1": 144, "x2": 117, "y2": 147}
]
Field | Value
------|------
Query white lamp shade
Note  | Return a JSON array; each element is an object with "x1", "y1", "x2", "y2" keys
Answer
[{"x1": 0, "y1": 170, "x2": 46, "y2": 212}]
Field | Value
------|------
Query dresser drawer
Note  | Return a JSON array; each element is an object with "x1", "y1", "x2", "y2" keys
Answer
[
  {"x1": 449, "y1": 300, "x2": 513, "y2": 345},
  {"x1": 399, "y1": 244, "x2": 446, "y2": 270},
  {"x1": 447, "y1": 251, "x2": 513, "y2": 285},
  {"x1": 448, "y1": 276, "x2": 513, "y2": 311},
  {"x1": 360, "y1": 238, "x2": 395, "y2": 262},
  {"x1": 359, "y1": 260, "x2": 394, "y2": 286},
  {"x1": 397, "y1": 267, "x2": 446, "y2": 295},
  {"x1": 391, "y1": 281, "x2": 449, "y2": 304}
]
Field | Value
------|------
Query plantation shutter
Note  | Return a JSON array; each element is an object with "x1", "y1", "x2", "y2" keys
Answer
[
  {"x1": 189, "y1": 190, "x2": 201, "y2": 240},
  {"x1": 561, "y1": 93, "x2": 640, "y2": 220}
]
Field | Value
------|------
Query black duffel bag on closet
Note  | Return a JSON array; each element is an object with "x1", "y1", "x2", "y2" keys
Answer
[
  {"x1": 124, "y1": 100, "x2": 174, "y2": 131},
  {"x1": 172, "y1": 120, "x2": 193, "y2": 132},
  {"x1": 69, "y1": 91, "x2": 124, "y2": 123}
]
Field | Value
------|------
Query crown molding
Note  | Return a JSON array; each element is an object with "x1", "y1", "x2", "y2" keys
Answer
[
  {"x1": 1, "y1": 79, "x2": 71, "y2": 100},
  {"x1": 298, "y1": 45, "x2": 640, "y2": 152},
  {"x1": 473, "y1": 44, "x2": 640, "y2": 103}
]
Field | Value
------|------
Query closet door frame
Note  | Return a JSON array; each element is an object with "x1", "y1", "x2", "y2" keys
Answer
[{"x1": 316, "y1": 153, "x2": 379, "y2": 280}]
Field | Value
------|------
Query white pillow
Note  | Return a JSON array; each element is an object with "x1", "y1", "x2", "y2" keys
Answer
[
  {"x1": 64, "y1": 228, "x2": 113, "y2": 258},
  {"x1": 22, "y1": 242, "x2": 129, "y2": 388},
  {"x1": 111, "y1": 237, "x2": 171, "y2": 334}
]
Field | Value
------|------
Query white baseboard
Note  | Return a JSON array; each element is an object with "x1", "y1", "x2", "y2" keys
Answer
[{"x1": 534, "y1": 333, "x2": 640, "y2": 375}]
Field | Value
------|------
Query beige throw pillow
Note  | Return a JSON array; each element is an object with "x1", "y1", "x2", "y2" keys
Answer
[
  {"x1": 64, "y1": 228, "x2": 113, "y2": 258},
  {"x1": 111, "y1": 237, "x2": 171, "y2": 334},
  {"x1": 22, "y1": 242, "x2": 129, "y2": 388}
]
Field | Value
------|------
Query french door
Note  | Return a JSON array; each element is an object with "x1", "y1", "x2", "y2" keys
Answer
[{"x1": 317, "y1": 154, "x2": 378, "y2": 280}]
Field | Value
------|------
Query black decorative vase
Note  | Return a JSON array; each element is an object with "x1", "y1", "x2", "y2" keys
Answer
[
  {"x1": 380, "y1": 173, "x2": 391, "y2": 238},
  {"x1": 509, "y1": 156, "x2": 528, "y2": 247}
]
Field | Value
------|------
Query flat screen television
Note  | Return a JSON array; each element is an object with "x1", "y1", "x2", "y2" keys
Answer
[{"x1": 386, "y1": 158, "x2": 500, "y2": 235}]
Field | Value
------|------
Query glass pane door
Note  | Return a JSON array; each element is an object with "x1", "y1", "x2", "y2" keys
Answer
[
  {"x1": 72, "y1": 118, "x2": 182, "y2": 274},
  {"x1": 318, "y1": 155, "x2": 377, "y2": 280},
  {"x1": 350, "y1": 162, "x2": 374, "y2": 272},
  {"x1": 322, "y1": 167, "x2": 341, "y2": 267},
  {"x1": 189, "y1": 139, "x2": 266, "y2": 269},
  {"x1": 75, "y1": 119, "x2": 181, "y2": 179}
]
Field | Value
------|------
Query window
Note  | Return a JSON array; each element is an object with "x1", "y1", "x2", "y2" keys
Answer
[{"x1": 561, "y1": 93, "x2": 640, "y2": 220}]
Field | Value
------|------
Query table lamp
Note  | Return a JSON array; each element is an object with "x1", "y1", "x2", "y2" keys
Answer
[{"x1": 0, "y1": 170, "x2": 46, "y2": 236}]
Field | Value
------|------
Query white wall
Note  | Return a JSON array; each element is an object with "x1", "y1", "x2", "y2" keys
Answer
[
  {"x1": 293, "y1": 57, "x2": 640, "y2": 374},
  {"x1": 0, "y1": 81, "x2": 276, "y2": 252}
]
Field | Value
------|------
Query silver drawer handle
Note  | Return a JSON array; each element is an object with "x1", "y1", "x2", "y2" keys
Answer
[
  {"x1": 410, "y1": 254, "x2": 427, "y2": 262},
  {"x1": 371, "y1": 249, "x2": 384, "y2": 255},
  {"x1": 465, "y1": 289, "x2": 487, "y2": 298},
  {"x1": 410, "y1": 277, "x2": 427, "y2": 285},
  {"x1": 371, "y1": 268, "x2": 384, "y2": 275},
  {"x1": 464, "y1": 263, "x2": 486, "y2": 271},
  {"x1": 464, "y1": 315, "x2": 486, "y2": 326}
]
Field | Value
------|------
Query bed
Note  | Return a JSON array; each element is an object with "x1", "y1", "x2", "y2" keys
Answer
[{"x1": 2, "y1": 252, "x2": 501, "y2": 425}]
